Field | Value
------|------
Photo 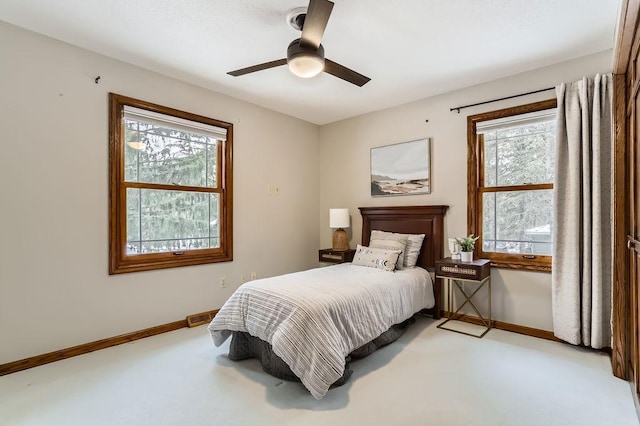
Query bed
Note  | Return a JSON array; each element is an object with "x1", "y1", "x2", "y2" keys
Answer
[{"x1": 208, "y1": 205, "x2": 448, "y2": 399}]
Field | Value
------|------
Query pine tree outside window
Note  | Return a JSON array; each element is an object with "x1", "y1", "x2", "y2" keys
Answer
[
  {"x1": 109, "y1": 94, "x2": 233, "y2": 274},
  {"x1": 467, "y1": 99, "x2": 556, "y2": 271}
]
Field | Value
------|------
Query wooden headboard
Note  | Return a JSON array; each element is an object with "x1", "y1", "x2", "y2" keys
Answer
[{"x1": 359, "y1": 205, "x2": 449, "y2": 319}]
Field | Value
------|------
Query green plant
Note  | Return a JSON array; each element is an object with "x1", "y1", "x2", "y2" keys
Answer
[{"x1": 456, "y1": 235, "x2": 479, "y2": 252}]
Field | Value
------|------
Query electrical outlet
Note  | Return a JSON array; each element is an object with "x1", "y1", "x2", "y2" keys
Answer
[
  {"x1": 267, "y1": 185, "x2": 281, "y2": 195},
  {"x1": 220, "y1": 277, "x2": 226, "y2": 288},
  {"x1": 250, "y1": 272, "x2": 257, "y2": 280}
]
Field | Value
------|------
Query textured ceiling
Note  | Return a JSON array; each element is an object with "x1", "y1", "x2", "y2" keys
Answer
[{"x1": 0, "y1": 0, "x2": 621, "y2": 124}]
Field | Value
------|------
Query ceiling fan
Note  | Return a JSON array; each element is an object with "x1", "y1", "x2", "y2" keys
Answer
[{"x1": 227, "y1": 0, "x2": 371, "y2": 87}]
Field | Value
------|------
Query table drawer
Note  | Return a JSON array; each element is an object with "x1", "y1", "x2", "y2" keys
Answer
[{"x1": 436, "y1": 258, "x2": 490, "y2": 281}]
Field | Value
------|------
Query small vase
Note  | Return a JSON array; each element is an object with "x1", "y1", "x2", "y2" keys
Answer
[{"x1": 460, "y1": 251, "x2": 473, "y2": 262}]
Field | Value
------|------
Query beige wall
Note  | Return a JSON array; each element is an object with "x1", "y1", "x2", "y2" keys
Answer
[
  {"x1": 0, "y1": 19, "x2": 615, "y2": 364},
  {"x1": 0, "y1": 22, "x2": 320, "y2": 364},
  {"x1": 318, "y1": 50, "x2": 613, "y2": 331}
]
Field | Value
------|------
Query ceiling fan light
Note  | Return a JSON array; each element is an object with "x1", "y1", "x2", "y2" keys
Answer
[
  {"x1": 126, "y1": 141, "x2": 145, "y2": 150},
  {"x1": 288, "y1": 54, "x2": 325, "y2": 78}
]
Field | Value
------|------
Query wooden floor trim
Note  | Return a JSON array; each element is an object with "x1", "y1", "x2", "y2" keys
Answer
[
  {"x1": 0, "y1": 309, "x2": 218, "y2": 377},
  {"x1": 440, "y1": 310, "x2": 562, "y2": 342}
]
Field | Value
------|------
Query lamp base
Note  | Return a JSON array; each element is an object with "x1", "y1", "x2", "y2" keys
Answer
[{"x1": 332, "y1": 228, "x2": 349, "y2": 251}]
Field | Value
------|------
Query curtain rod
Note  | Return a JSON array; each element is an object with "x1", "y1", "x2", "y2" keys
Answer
[{"x1": 450, "y1": 87, "x2": 555, "y2": 113}]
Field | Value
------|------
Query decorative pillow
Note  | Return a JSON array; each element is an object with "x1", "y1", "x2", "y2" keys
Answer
[
  {"x1": 370, "y1": 230, "x2": 426, "y2": 268},
  {"x1": 352, "y1": 244, "x2": 401, "y2": 272},
  {"x1": 370, "y1": 238, "x2": 407, "y2": 270}
]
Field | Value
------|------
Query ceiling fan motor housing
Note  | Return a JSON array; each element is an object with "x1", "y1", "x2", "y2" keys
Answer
[{"x1": 287, "y1": 38, "x2": 325, "y2": 78}]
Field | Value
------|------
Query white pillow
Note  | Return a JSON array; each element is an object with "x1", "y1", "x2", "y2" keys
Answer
[
  {"x1": 370, "y1": 238, "x2": 407, "y2": 270},
  {"x1": 370, "y1": 230, "x2": 426, "y2": 268},
  {"x1": 352, "y1": 244, "x2": 401, "y2": 272}
]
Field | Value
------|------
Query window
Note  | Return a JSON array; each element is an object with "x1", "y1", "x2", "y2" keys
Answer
[
  {"x1": 467, "y1": 99, "x2": 556, "y2": 271},
  {"x1": 109, "y1": 94, "x2": 233, "y2": 274}
]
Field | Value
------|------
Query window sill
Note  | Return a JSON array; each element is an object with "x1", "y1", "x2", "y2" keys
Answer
[
  {"x1": 109, "y1": 251, "x2": 233, "y2": 274},
  {"x1": 487, "y1": 260, "x2": 551, "y2": 273}
]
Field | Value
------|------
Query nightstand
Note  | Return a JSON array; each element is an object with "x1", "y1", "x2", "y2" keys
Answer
[
  {"x1": 318, "y1": 248, "x2": 356, "y2": 264},
  {"x1": 435, "y1": 258, "x2": 492, "y2": 338}
]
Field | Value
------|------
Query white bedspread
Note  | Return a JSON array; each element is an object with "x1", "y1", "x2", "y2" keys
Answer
[{"x1": 208, "y1": 263, "x2": 434, "y2": 399}]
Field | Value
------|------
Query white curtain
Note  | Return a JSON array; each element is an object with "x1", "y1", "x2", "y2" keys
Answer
[{"x1": 552, "y1": 74, "x2": 613, "y2": 349}]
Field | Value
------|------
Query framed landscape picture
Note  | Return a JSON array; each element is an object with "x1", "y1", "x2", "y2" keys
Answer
[{"x1": 370, "y1": 138, "x2": 431, "y2": 196}]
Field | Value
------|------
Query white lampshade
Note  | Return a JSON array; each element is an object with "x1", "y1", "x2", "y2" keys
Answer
[{"x1": 329, "y1": 208, "x2": 350, "y2": 229}]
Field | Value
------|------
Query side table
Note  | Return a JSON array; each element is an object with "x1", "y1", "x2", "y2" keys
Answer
[
  {"x1": 318, "y1": 248, "x2": 356, "y2": 264},
  {"x1": 435, "y1": 258, "x2": 492, "y2": 338}
]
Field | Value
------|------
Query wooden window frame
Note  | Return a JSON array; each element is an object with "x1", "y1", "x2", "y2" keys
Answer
[
  {"x1": 108, "y1": 93, "x2": 233, "y2": 274},
  {"x1": 467, "y1": 98, "x2": 557, "y2": 272}
]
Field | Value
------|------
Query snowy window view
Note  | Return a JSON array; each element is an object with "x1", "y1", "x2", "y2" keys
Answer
[
  {"x1": 123, "y1": 109, "x2": 224, "y2": 255},
  {"x1": 478, "y1": 109, "x2": 556, "y2": 256}
]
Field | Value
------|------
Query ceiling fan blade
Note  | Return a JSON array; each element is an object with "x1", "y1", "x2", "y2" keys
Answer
[
  {"x1": 227, "y1": 59, "x2": 287, "y2": 77},
  {"x1": 324, "y1": 59, "x2": 371, "y2": 87},
  {"x1": 300, "y1": 0, "x2": 334, "y2": 49}
]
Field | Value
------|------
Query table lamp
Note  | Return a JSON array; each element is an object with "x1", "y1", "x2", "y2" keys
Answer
[{"x1": 330, "y1": 208, "x2": 350, "y2": 251}]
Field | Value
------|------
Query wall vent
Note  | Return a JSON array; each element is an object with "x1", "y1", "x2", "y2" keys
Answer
[{"x1": 186, "y1": 309, "x2": 219, "y2": 327}]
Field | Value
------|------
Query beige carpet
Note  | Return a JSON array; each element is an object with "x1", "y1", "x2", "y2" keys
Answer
[{"x1": 0, "y1": 316, "x2": 637, "y2": 426}]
